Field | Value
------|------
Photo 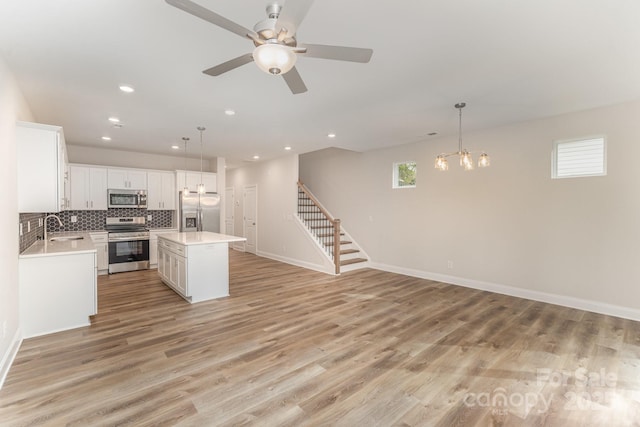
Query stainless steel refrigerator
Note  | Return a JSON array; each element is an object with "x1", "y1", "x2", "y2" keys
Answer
[{"x1": 179, "y1": 191, "x2": 221, "y2": 232}]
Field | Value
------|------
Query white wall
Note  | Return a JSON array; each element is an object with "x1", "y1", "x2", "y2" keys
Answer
[
  {"x1": 300, "y1": 100, "x2": 640, "y2": 320},
  {"x1": 67, "y1": 144, "x2": 215, "y2": 172},
  {"x1": 0, "y1": 55, "x2": 34, "y2": 387},
  {"x1": 226, "y1": 154, "x2": 334, "y2": 273}
]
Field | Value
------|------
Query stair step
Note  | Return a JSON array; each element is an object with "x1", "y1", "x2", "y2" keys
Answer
[
  {"x1": 340, "y1": 249, "x2": 360, "y2": 255},
  {"x1": 325, "y1": 240, "x2": 352, "y2": 245},
  {"x1": 303, "y1": 218, "x2": 332, "y2": 222},
  {"x1": 310, "y1": 225, "x2": 334, "y2": 229},
  {"x1": 340, "y1": 257, "x2": 367, "y2": 266},
  {"x1": 317, "y1": 232, "x2": 344, "y2": 238}
]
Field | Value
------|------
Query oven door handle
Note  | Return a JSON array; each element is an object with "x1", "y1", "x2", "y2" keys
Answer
[{"x1": 108, "y1": 236, "x2": 150, "y2": 242}]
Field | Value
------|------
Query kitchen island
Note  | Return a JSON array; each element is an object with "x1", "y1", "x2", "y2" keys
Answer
[{"x1": 157, "y1": 231, "x2": 246, "y2": 303}]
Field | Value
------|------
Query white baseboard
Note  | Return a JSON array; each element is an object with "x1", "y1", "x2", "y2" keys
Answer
[
  {"x1": 369, "y1": 262, "x2": 640, "y2": 322},
  {"x1": 0, "y1": 328, "x2": 22, "y2": 390},
  {"x1": 257, "y1": 250, "x2": 334, "y2": 275}
]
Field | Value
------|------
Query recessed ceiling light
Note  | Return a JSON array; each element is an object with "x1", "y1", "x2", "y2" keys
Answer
[
  {"x1": 108, "y1": 117, "x2": 120, "y2": 123},
  {"x1": 224, "y1": 109, "x2": 236, "y2": 116},
  {"x1": 101, "y1": 136, "x2": 111, "y2": 141},
  {"x1": 284, "y1": 146, "x2": 292, "y2": 151},
  {"x1": 253, "y1": 155, "x2": 260, "y2": 160},
  {"x1": 119, "y1": 85, "x2": 134, "y2": 93},
  {"x1": 171, "y1": 145, "x2": 180, "y2": 150},
  {"x1": 327, "y1": 133, "x2": 336, "y2": 139}
]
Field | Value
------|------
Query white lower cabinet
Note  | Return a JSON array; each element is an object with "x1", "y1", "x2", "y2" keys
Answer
[
  {"x1": 150, "y1": 229, "x2": 179, "y2": 267},
  {"x1": 19, "y1": 252, "x2": 97, "y2": 338},
  {"x1": 158, "y1": 239, "x2": 188, "y2": 297},
  {"x1": 157, "y1": 235, "x2": 231, "y2": 303},
  {"x1": 90, "y1": 232, "x2": 108, "y2": 274}
]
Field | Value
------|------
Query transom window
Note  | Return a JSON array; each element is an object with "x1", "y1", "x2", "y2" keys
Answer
[{"x1": 552, "y1": 136, "x2": 606, "y2": 179}]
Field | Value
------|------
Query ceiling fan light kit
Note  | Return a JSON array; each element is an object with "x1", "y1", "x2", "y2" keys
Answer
[
  {"x1": 435, "y1": 102, "x2": 490, "y2": 172},
  {"x1": 253, "y1": 43, "x2": 297, "y2": 75},
  {"x1": 165, "y1": 0, "x2": 373, "y2": 94}
]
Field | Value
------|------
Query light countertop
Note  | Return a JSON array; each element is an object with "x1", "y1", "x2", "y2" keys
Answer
[
  {"x1": 20, "y1": 232, "x2": 98, "y2": 258},
  {"x1": 158, "y1": 231, "x2": 246, "y2": 246}
]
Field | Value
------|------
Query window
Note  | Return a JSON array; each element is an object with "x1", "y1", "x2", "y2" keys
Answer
[
  {"x1": 393, "y1": 161, "x2": 417, "y2": 188},
  {"x1": 552, "y1": 136, "x2": 606, "y2": 179}
]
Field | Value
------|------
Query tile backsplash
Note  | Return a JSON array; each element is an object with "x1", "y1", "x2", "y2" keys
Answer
[
  {"x1": 19, "y1": 213, "x2": 45, "y2": 253},
  {"x1": 19, "y1": 209, "x2": 175, "y2": 253}
]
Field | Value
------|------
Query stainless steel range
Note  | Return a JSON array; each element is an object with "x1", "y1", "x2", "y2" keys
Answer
[{"x1": 106, "y1": 217, "x2": 150, "y2": 274}]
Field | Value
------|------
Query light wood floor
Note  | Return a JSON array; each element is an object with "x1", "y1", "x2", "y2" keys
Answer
[{"x1": 1, "y1": 251, "x2": 640, "y2": 426}]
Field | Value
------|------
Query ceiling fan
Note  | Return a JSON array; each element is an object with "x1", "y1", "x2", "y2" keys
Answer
[{"x1": 165, "y1": 0, "x2": 373, "y2": 94}]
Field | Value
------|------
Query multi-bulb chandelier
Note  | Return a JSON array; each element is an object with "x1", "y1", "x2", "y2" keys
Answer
[{"x1": 435, "y1": 102, "x2": 490, "y2": 171}]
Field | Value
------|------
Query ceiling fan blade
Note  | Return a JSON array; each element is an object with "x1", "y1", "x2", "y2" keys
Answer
[
  {"x1": 165, "y1": 0, "x2": 257, "y2": 40},
  {"x1": 203, "y1": 53, "x2": 254, "y2": 76},
  {"x1": 282, "y1": 67, "x2": 308, "y2": 94},
  {"x1": 275, "y1": 0, "x2": 314, "y2": 36},
  {"x1": 298, "y1": 43, "x2": 373, "y2": 63}
]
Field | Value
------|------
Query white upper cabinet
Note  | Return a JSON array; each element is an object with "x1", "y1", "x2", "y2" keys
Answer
[
  {"x1": 69, "y1": 165, "x2": 108, "y2": 210},
  {"x1": 17, "y1": 121, "x2": 68, "y2": 213},
  {"x1": 175, "y1": 171, "x2": 217, "y2": 194},
  {"x1": 107, "y1": 168, "x2": 147, "y2": 190},
  {"x1": 147, "y1": 171, "x2": 176, "y2": 210}
]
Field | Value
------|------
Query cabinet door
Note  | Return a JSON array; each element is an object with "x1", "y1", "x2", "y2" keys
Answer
[
  {"x1": 186, "y1": 172, "x2": 216, "y2": 193},
  {"x1": 69, "y1": 166, "x2": 90, "y2": 210},
  {"x1": 150, "y1": 238, "x2": 158, "y2": 265},
  {"x1": 157, "y1": 246, "x2": 165, "y2": 277},
  {"x1": 161, "y1": 172, "x2": 176, "y2": 210},
  {"x1": 147, "y1": 172, "x2": 163, "y2": 210},
  {"x1": 107, "y1": 169, "x2": 128, "y2": 189},
  {"x1": 95, "y1": 243, "x2": 108, "y2": 271},
  {"x1": 176, "y1": 256, "x2": 187, "y2": 295},
  {"x1": 89, "y1": 168, "x2": 108, "y2": 210},
  {"x1": 17, "y1": 123, "x2": 65, "y2": 213},
  {"x1": 127, "y1": 170, "x2": 147, "y2": 189}
]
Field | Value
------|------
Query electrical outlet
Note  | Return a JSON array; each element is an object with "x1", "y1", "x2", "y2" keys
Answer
[
  {"x1": 19, "y1": 223, "x2": 23, "y2": 236},
  {"x1": 447, "y1": 260, "x2": 454, "y2": 269},
  {"x1": 38, "y1": 218, "x2": 43, "y2": 227},
  {"x1": 147, "y1": 214, "x2": 152, "y2": 221},
  {"x1": 71, "y1": 216, "x2": 78, "y2": 223},
  {"x1": 27, "y1": 221, "x2": 31, "y2": 232}
]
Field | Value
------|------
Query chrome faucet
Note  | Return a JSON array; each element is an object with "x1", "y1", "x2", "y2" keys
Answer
[{"x1": 43, "y1": 214, "x2": 63, "y2": 241}]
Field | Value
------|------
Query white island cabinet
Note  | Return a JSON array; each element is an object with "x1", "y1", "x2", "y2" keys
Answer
[{"x1": 157, "y1": 232, "x2": 245, "y2": 303}]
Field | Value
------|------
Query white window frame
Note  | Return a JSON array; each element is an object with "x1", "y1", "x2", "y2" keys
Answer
[
  {"x1": 552, "y1": 135, "x2": 606, "y2": 179},
  {"x1": 392, "y1": 161, "x2": 417, "y2": 189}
]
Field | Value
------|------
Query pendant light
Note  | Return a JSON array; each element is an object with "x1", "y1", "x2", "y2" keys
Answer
[
  {"x1": 435, "y1": 102, "x2": 490, "y2": 171},
  {"x1": 182, "y1": 137, "x2": 190, "y2": 195},
  {"x1": 197, "y1": 126, "x2": 206, "y2": 194}
]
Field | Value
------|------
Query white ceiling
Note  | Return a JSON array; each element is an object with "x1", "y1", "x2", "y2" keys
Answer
[{"x1": 1, "y1": 0, "x2": 639, "y2": 168}]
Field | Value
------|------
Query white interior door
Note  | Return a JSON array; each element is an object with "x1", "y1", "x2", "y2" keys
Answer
[
  {"x1": 243, "y1": 185, "x2": 257, "y2": 254},
  {"x1": 225, "y1": 186, "x2": 234, "y2": 236}
]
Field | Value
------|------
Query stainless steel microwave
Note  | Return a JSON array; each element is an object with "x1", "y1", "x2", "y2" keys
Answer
[{"x1": 107, "y1": 189, "x2": 147, "y2": 208}]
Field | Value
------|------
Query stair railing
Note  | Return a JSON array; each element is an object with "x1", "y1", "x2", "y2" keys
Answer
[{"x1": 297, "y1": 181, "x2": 341, "y2": 274}]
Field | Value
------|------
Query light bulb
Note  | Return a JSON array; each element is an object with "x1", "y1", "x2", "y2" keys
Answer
[
  {"x1": 461, "y1": 151, "x2": 474, "y2": 170},
  {"x1": 435, "y1": 155, "x2": 448, "y2": 171},
  {"x1": 478, "y1": 153, "x2": 490, "y2": 168},
  {"x1": 197, "y1": 183, "x2": 206, "y2": 194},
  {"x1": 183, "y1": 187, "x2": 189, "y2": 195}
]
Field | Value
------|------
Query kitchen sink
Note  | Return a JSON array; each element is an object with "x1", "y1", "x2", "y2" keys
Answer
[{"x1": 49, "y1": 236, "x2": 84, "y2": 242}]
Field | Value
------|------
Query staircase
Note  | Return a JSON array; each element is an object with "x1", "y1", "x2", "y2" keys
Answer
[{"x1": 297, "y1": 181, "x2": 367, "y2": 274}]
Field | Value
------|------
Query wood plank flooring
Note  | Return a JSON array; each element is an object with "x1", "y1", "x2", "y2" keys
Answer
[{"x1": 1, "y1": 250, "x2": 640, "y2": 426}]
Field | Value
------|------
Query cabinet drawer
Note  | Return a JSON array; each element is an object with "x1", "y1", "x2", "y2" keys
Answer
[
  {"x1": 159, "y1": 239, "x2": 186, "y2": 256},
  {"x1": 90, "y1": 233, "x2": 108, "y2": 243}
]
